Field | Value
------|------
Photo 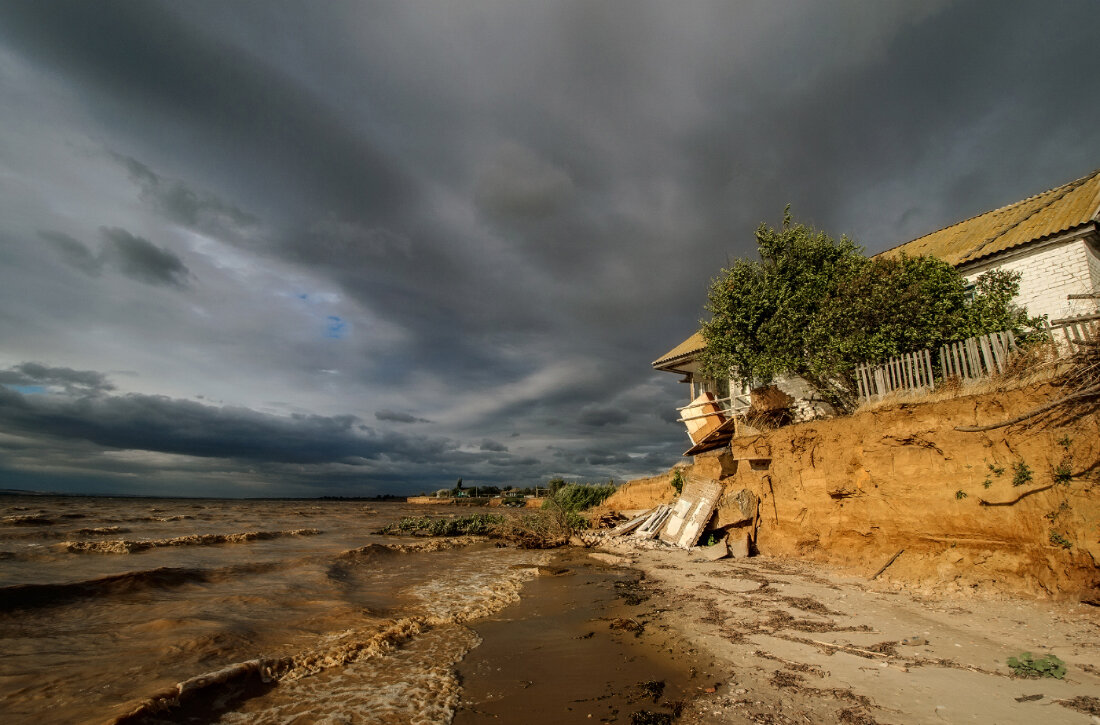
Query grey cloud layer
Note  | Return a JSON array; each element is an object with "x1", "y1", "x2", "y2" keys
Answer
[
  {"x1": 0, "y1": 1, "x2": 1098, "y2": 495},
  {"x1": 42, "y1": 227, "x2": 190, "y2": 288}
]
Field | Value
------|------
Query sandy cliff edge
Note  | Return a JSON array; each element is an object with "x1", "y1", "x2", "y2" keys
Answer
[{"x1": 604, "y1": 382, "x2": 1100, "y2": 599}]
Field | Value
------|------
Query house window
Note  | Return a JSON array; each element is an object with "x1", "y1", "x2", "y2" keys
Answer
[{"x1": 963, "y1": 281, "x2": 976, "y2": 302}]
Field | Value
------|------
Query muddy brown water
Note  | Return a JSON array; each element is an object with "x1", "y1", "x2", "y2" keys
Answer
[
  {"x1": 454, "y1": 549, "x2": 695, "y2": 724},
  {"x1": 0, "y1": 496, "x2": 694, "y2": 724}
]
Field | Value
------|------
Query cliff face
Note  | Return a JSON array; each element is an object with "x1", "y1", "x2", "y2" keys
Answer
[{"x1": 607, "y1": 383, "x2": 1100, "y2": 599}]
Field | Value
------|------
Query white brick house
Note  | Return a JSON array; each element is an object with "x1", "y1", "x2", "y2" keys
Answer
[
  {"x1": 881, "y1": 168, "x2": 1100, "y2": 322},
  {"x1": 654, "y1": 168, "x2": 1100, "y2": 449}
]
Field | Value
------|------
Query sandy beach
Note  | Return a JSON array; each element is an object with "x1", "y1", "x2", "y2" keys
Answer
[{"x1": 586, "y1": 536, "x2": 1100, "y2": 724}]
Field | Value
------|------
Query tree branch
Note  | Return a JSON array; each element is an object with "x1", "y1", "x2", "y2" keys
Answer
[{"x1": 954, "y1": 386, "x2": 1100, "y2": 432}]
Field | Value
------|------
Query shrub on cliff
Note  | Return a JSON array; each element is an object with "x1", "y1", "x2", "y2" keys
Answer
[{"x1": 699, "y1": 208, "x2": 1039, "y2": 412}]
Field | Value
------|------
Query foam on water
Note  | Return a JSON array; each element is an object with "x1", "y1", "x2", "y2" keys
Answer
[{"x1": 0, "y1": 495, "x2": 553, "y2": 724}]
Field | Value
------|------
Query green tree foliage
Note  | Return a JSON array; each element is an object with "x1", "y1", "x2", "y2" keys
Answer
[{"x1": 699, "y1": 209, "x2": 1039, "y2": 412}]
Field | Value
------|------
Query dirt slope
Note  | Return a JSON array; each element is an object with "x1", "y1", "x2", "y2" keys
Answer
[{"x1": 606, "y1": 383, "x2": 1100, "y2": 598}]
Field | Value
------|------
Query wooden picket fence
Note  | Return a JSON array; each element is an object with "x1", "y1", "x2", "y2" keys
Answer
[
  {"x1": 855, "y1": 330, "x2": 1018, "y2": 401},
  {"x1": 855, "y1": 349, "x2": 935, "y2": 400},
  {"x1": 939, "y1": 330, "x2": 1018, "y2": 380},
  {"x1": 856, "y1": 314, "x2": 1100, "y2": 401}
]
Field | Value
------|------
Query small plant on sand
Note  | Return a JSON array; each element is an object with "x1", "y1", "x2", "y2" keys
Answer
[
  {"x1": 1049, "y1": 530, "x2": 1073, "y2": 550},
  {"x1": 1056, "y1": 434, "x2": 1073, "y2": 449},
  {"x1": 1045, "y1": 502, "x2": 1070, "y2": 523},
  {"x1": 1011, "y1": 461, "x2": 1033, "y2": 487},
  {"x1": 954, "y1": 489, "x2": 968, "y2": 500},
  {"x1": 1053, "y1": 458, "x2": 1074, "y2": 485},
  {"x1": 987, "y1": 462, "x2": 1005, "y2": 476},
  {"x1": 981, "y1": 477, "x2": 993, "y2": 489},
  {"x1": 1007, "y1": 652, "x2": 1066, "y2": 679}
]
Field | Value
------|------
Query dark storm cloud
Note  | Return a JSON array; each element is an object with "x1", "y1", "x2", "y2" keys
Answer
[
  {"x1": 0, "y1": 363, "x2": 114, "y2": 394},
  {"x1": 0, "y1": 384, "x2": 403, "y2": 465},
  {"x1": 40, "y1": 227, "x2": 190, "y2": 288},
  {"x1": 0, "y1": 1, "x2": 415, "y2": 224},
  {"x1": 474, "y1": 142, "x2": 576, "y2": 221},
  {"x1": 108, "y1": 151, "x2": 257, "y2": 234},
  {"x1": 1, "y1": 1, "x2": 1098, "y2": 496},
  {"x1": 100, "y1": 227, "x2": 190, "y2": 288},
  {"x1": 578, "y1": 407, "x2": 629, "y2": 428},
  {"x1": 40, "y1": 231, "x2": 103, "y2": 276},
  {"x1": 375, "y1": 410, "x2": 432, "y2": 424}
]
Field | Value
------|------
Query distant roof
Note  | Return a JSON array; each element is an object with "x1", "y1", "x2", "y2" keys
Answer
[
  {"x1": 652, "y1": 331, "x2": 705, "y2": 369},
  {"x1": 878, "y1": 168, "x2": 1100, "y2": 267}
]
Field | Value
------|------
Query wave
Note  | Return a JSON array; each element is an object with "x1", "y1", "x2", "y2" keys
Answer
[
  {"x1": 2, "y1": 515, "x2": 54, "y2": 526},
  {"x1": 336, "y1": 537, "x2": 476, "y2": 559},
  {"x1": 59, "y1": 528, "x2": 321, "y2": 554},
  {"x1": 0, "y1": 562, "x2": 282, "y2": 612},
  {"x1": 72, "y1": 526, "x2": 130, "y2": 536},
  {"x1": 111, "y1": 514, "x2": 196, "y2": 523},
  {"x1": 111, "y1": 617, "x2": 429, "y2": 724},
  {"x1": 109, "y1": 550, "x2": 545, "y2": 724}
]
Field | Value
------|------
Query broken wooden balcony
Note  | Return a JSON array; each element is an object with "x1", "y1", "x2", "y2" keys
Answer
[{"x1": 676, "y1": 391, "x2": 749, "y2": 456}]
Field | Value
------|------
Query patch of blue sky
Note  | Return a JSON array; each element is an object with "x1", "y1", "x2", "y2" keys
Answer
[
  {"x1": 5, "y1": 384, "x2": 47, "y2": 394},
  {"x1": 325, "y1": 316, "x2": 348, "y2": 339}
]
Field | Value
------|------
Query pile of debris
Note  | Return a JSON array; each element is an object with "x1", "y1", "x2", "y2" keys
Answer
[{"x1": 603, "y1": 476, "x2": 758, "y2": 560}]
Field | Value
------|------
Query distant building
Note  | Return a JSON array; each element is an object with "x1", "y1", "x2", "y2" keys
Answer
[{"x1": 654, "y1": 168, "x2": 1100, "y2": 449}]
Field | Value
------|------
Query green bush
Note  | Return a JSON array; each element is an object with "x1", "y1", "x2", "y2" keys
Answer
[
  {"x1": 698, "y1": 209, "x2": 1041, "y2": 413},
  {"x1": 544, "y1": 483, "x2": 617, "y2": 513},
  {"x1": 670, "y1": 469, "x2": 684, "y2": 495}
]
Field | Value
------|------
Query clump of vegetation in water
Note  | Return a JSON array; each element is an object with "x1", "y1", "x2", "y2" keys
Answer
[
  {"x1": 380, "y1": 514, "x2": 503, "y2": 536},
  {"x1": 1007, "y1": 652, "x2": 1066, "y2": 679}
]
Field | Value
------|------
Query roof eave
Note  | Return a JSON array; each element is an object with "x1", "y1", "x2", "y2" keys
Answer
[{"x1": 955, "y1": 220, "x2": 1098, "y2": 270}]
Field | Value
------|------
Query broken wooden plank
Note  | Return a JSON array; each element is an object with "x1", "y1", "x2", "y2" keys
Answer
[
  {"x1": 659, "y1": 477, "x2": 723, "y2": 548},
  {"x1": 633, "y1": 505, "x2": 672, "y2": 540},
  {"x1": 609, "y1": 508, "x2": 655, "y2": 536}
]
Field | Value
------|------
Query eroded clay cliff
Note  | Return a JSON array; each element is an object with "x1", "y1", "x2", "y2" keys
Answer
[{"x1": 605, "y1": 383, "x2": 1100, "y2": 599}]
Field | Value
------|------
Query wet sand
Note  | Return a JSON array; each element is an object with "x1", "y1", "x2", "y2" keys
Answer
[
  {"x1": 454, "y1": 548, "x2": 695, "y2": 724},
  {"x1": 592, "y1": 536, "x2": 1100, "y2": 724}
]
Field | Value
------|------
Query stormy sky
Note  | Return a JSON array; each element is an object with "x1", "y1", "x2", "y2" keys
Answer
[{"x1": 1, "y1": 1, "x2": 1098, "y2": 497}]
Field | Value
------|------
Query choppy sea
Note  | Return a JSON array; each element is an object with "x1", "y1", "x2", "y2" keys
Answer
[{"x1": 0, "y1": 496, "x2": 555, "y2": 724}]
